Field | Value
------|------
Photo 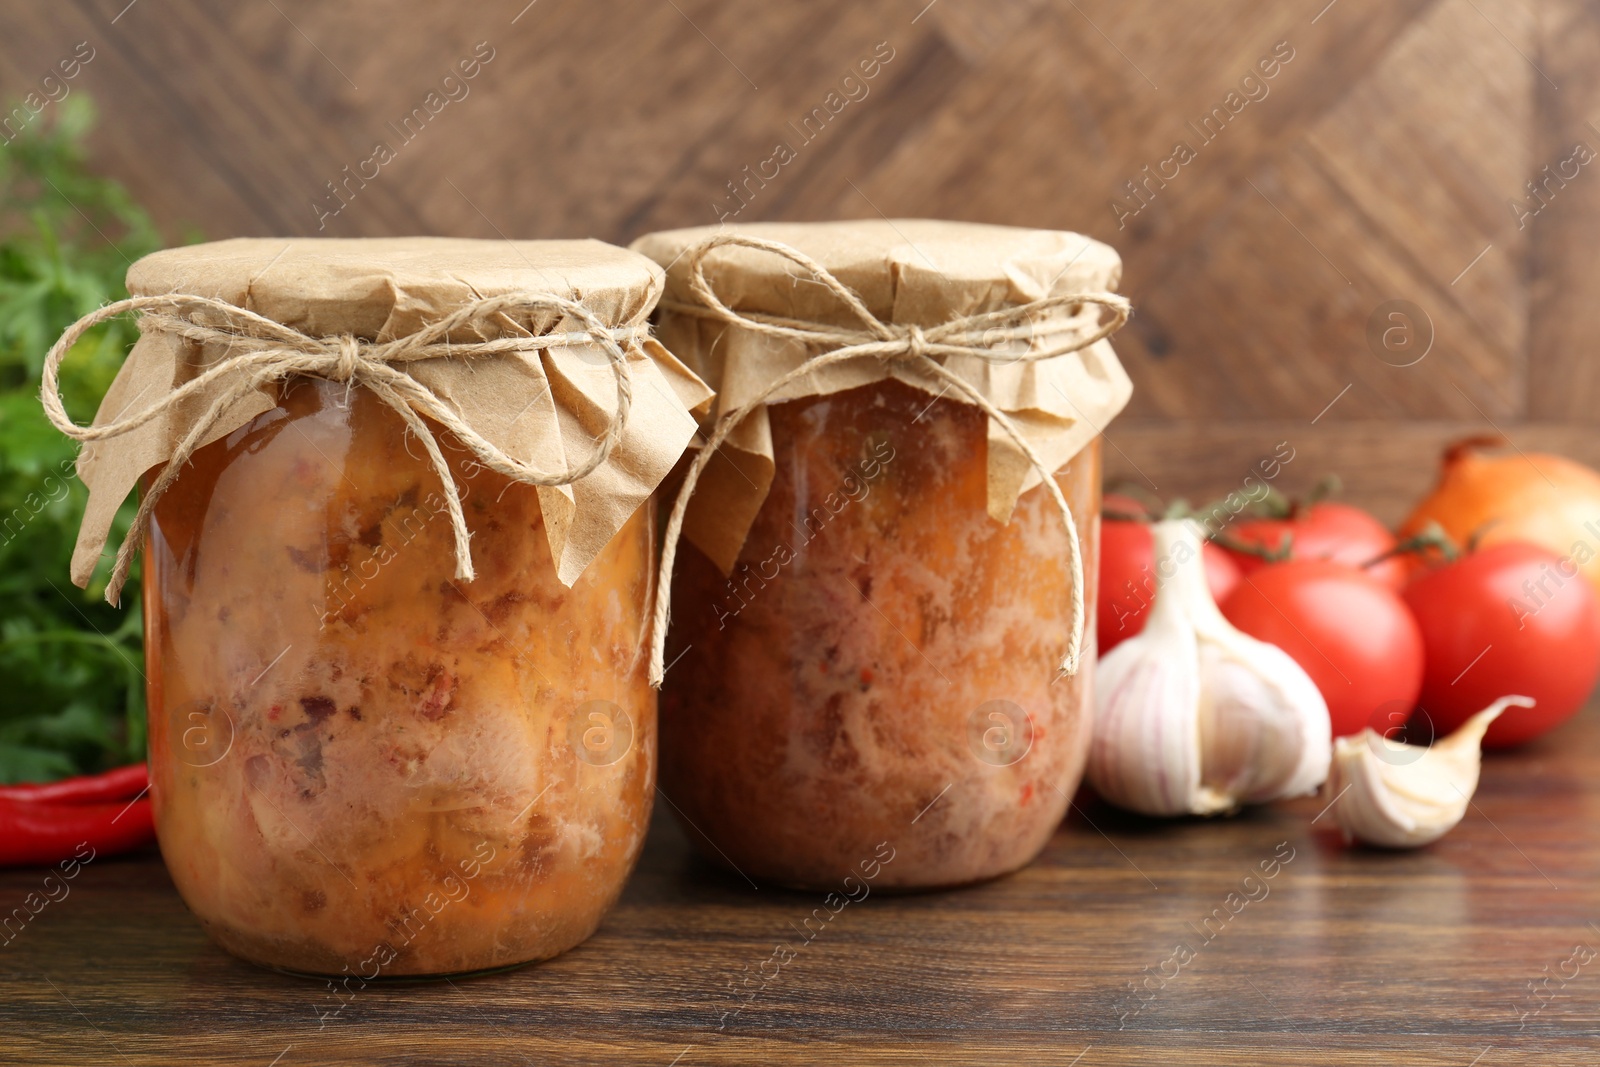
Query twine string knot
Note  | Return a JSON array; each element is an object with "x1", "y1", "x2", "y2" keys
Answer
[
  {"x1": 902, "y1": 324, "x2": 929, "y2": 360},
  {"x1": 334, "y1": 334, "x2": 361, "y2": 381}
]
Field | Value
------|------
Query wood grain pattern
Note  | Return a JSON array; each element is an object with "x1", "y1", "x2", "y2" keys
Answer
[
  {"x1": 1526, "y1": 0, "x2": 1600, "y2": 421},
  {"x1": 4, "y1": 705, "x2": 1600, "y2": 1065},
  {"x1": 0, "y1": 0, "x2": 1593, "y2": 519}
]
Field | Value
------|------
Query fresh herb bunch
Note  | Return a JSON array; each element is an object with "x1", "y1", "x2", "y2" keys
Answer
[{"x1": 0, "y1": 95, "x2": 163, "y2": 783}]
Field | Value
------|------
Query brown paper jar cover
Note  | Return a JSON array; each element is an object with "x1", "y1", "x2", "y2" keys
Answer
[
  {"x1": 54, "y1": 237, "x2": 712, "y2": 975},
  {"x1": 632, "y1": 219, "x2": 1131, "y2": 891},
  {"x1": 631, "y1": 219, "x2": 1131, "y2": 573},
  {"x1": 73, "y1": 236, "x2": 712, "y2": 590}
]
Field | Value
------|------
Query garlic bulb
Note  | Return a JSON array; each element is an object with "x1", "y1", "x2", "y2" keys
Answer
[
  {"x1": 1325, "y1": 695, "x2": 1531, "y2": 848},
  {"x1": 1088, "y1": 519, "x2": 1331, "y2": 816}
]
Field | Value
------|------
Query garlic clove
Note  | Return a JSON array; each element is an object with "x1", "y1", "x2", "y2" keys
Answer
[
  {"x1": 1325, "y1": 695, "x2": 1533, "y2": 849},
  {"x1": 1087, "y1": 519, "x2": 1331, "y2": 817},
  {"x1": 1199, "y1": 640, "x2": 1331, "y2": 806}
]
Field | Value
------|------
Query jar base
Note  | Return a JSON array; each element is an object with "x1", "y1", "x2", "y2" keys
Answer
[
  {"x1": 197, "y1": 914, "x2": 604, "y2": 980},
  {"x1": 680, "y1": 831, "x2": 1053, "y2": 896},
  {"x1": 267, "y1": 957, "x2": 542, "y2": 984}
]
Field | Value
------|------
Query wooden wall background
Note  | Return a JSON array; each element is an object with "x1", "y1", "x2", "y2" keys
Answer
[{"x1": 6, "y1": 0, "x2": 1599, "y2": 522}]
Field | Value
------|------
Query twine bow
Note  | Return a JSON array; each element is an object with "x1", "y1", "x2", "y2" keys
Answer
[
  {"x1": 647, "y1": 233, "x2": 1131, "y2": 686},
  {"x1": 42, "y1": 291, "x2": 645, "y2": 606}
]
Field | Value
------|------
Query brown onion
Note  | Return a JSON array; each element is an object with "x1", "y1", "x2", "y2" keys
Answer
[{"x1": 1400, "y1": 435, "x2": 1600, "y2": 594}]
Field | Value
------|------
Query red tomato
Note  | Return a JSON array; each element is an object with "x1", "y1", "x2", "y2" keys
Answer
[
  {"x1": 1224, "y1": 502, "x2": 1405, "y2": 589},
  {"x1": 1098, "y1": 520, "x2": 1242, "y2": 652},
  {"x1": 1402, "y1": 542, "x2": 1600, "y2": 748},
  {"x1": 1221, "y1": 559, "x2": 1424, "y2": 738}
]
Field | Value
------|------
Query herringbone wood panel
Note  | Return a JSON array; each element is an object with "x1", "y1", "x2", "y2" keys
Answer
[{"x1": 6, "y1": 0, "x2": 1598, "y2": 517}]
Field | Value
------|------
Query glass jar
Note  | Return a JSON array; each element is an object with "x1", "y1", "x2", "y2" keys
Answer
[
  {"x1": 659, "y1": 379, "x2": 1100, "y2": 890},
  {"x1": 143, "y1": 377, "x2": 655, "y2": 976}
]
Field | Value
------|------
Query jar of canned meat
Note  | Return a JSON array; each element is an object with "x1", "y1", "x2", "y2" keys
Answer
[
  {"x1": 633, "y1": 221, "x2": 1132, "y2": 890},
  {"x1": 50, "y1": 237, "x2": 710, "y2": 974}
]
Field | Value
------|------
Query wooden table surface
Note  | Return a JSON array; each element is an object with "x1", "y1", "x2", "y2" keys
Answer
[{"x1": 4, "y1": 706, "x2": 1599, "y2": 1067}]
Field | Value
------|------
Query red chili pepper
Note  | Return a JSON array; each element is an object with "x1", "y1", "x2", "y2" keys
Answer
[
  {"x1": 0, "y1": 763, "x2": 148, "y2": 805},
  {"x1": 0, "y1": 796, "x2": 155, "y2": 868},
  {"x1": 0, "y1": 764, "x2": 155, "y2": 867}
]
